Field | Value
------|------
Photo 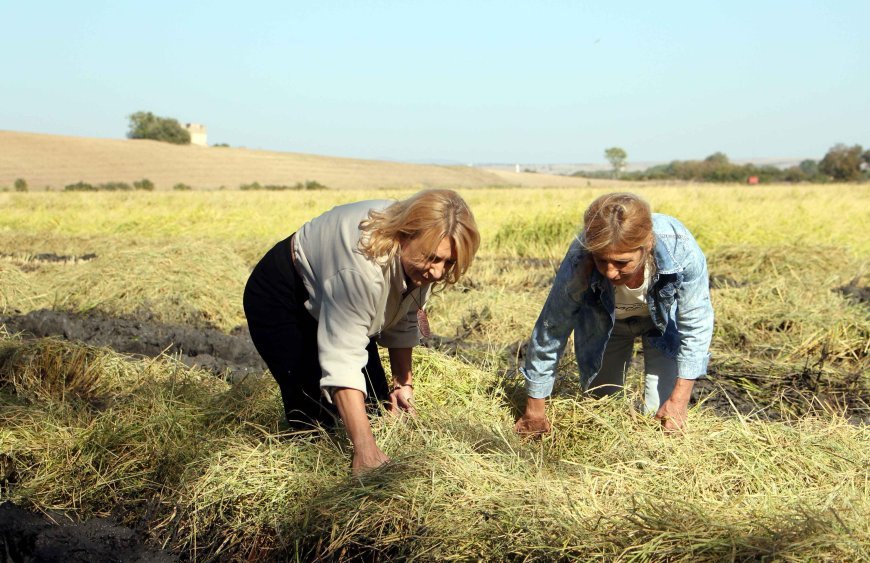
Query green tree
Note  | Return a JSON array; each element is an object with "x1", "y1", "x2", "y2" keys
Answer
[
  {"x1": 819, "y1": 143, "x2": 863, "y2": 181},
  {"x1": 14, "y1": 178, "x2": 28, "y2": 192},
  {"x1": 782, "y1": 165, "x2": 807, "y2": 183},
  {"x1": 702, "y1": 152, "x2": 738, "y2": 182},
  {"x1": 799, "y1": 159, "x2": 819, "y2": 176},
  {"x1": 704, "y1": 152, "x2": 730, "y2": 166},
  {"x1": 127, "y1": 111, "x2": 191, "y2": 145},
  {"x1": 604, "y1": 147, "x2": 628, "y2": 178}
]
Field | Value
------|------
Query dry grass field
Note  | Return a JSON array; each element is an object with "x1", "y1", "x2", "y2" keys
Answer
[
  {"x1": 0, "y1": 130, "x2": 615, "y2": 191},
  {"x1": 0, "y1": 134, "x2": 868, "y2": 561}
]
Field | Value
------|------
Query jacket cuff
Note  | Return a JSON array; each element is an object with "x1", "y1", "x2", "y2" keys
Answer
[
  {"x1": 520, "y1": 367, "x2": 554, "y2": 399},
  {"x1": 676, "y1": 354, "x2": 710, "y2": 380},
  {"x1": 319, "y1": 376, "x2": 368, "y2": 404}
]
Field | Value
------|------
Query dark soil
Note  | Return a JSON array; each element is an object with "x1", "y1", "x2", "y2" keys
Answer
[
  {"x1": 0, "y1": 309, "x2": 265, "y2": 381},
  {"x1": 709, "y1": 274, "x2": 747, "y2": 289},
  {"x1": 0, "y1": 252, "x2": 98, "y2": 273},
  {"x1": 836, "y1": 278, "x2": 869, "y2": 305},
  {"x1": 0, "y1": 252, "x2": 98, "y2": 264},
  {"x1": 488, "y1": 332, "x2": 868, "y2": 424},
  {"x1": 0, "y1": 501, "x2": 176, "y2": 562},
  {"x1": 0, "y1": 309, "x2": 267, "y2": 562}
]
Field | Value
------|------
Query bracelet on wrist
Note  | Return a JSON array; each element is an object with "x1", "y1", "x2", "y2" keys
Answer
[{"x1": 393, "y1": 383, "x2": 414, "y2": 391}]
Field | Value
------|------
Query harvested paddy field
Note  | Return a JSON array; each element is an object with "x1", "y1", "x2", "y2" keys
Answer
[
  {"x1": 1, "y1": 184, "x2": 868, "y2": 561},
  {"x1": 0, "y1": 130, "x2": 615, "y2": 192}
]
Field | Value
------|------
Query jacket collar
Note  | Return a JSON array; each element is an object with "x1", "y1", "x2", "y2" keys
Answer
[
  {"x1": 651, "y1": 214, "x2": 685, "y2": 276},
  {"x1": 652, "y1": 234, "x2": 682, "y2": 276}
]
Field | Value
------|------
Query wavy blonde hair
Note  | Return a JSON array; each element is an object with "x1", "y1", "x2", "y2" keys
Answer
[
  {"x1": 582, "y1": 192, "x2": 654, "y2": 255},
  {"x1": 359, "y1": 189, "x2": 480, "y2": 285}
]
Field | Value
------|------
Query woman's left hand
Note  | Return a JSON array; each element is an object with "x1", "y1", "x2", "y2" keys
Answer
[
  {"x1": 654, "y1": 377, "x2": 694, "y2": 433},
  {"x1": 389, "y1": 384, "x2": 416, "y2": 416},
  {"x1": 654, "y1": 399, "x2": 688, "y2": 432}
]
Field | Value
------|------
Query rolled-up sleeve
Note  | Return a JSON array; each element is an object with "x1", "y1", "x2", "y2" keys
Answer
[
  {"x1": 674, "y1": 240, "x2": 714, "y2": 379},
  {"x1": 521, "y1": 244, "x2": 583, "y2": 398},
  {"x1": 317, "y1": 269, "x2": 380, "y2": 398}
]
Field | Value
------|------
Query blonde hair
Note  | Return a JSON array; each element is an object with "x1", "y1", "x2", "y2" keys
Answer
[
  {"x1": 582, "y1": 192, "x2": 654, "y2": 255},
  {"x1": 359, "y1": 189, "x2": 480, "y2": 285}
]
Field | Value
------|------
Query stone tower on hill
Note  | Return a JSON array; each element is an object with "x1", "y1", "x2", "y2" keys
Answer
[{"x1": 184, "y1": 123, "x2": 207, "y2": 146}]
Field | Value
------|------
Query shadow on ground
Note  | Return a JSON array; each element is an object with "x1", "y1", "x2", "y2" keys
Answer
[
  {"x1": 0, "y1": 308, "x2": 269, "y2": 562},
  {"x1": 0, "y1": 309, "x2": 265, "y2": 381},
  {"x1": 0, "y1": 501, "x2": 177, "y2": 562}
]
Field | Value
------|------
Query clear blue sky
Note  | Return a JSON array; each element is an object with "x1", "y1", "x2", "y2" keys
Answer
[{"x1": 2, "y1": 1, "x2": 868, "y2": 164}]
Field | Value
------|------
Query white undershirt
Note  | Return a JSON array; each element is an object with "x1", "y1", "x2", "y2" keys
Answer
[{"x1": 613, "y1": 261, "x2": 653, "y2": 320}]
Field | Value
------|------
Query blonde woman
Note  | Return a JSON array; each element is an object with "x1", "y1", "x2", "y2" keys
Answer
[
  {"x1": 516, "y1": 193, "x2": 713, "y2": 435},
  {"x1": 244, "y1": 189, "x2": 479, "y2": 474}
]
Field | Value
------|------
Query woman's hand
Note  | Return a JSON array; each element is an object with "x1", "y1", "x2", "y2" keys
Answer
[
  {"x1": 514, "y1": 396, "x2": 551, "y2": 437},
  {"x1": 333, "y1": 387, "x2": 390, "y2": 475},
  {"x1": 654, "y1": 377, "x2": 694, "y2": 433},
  {"x1": 515, "y1": 413, "x2": 552, "y2": 436},
  {"x1": 654, "y1": 400, "x2": 687, "y2": 432},
  {"x1": 351, "y1": 442, "x2": 390, "y2": 475},
  {"x1": 389, "y1": 384, "x2": 417, "y2": 416}
]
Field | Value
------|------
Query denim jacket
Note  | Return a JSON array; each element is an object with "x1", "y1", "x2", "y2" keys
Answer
[{"x1": 521, "y1": 214, "x2": 713, "y2": 399}]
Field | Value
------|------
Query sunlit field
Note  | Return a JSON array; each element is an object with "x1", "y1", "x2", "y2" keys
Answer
[{"x1": 1, "y1": 184, "x2": 868, "y2": 560}]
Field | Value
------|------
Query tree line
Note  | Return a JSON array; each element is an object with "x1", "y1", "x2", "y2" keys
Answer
[{"x1": 590, "y1": 144, "x2": 869, "y2": 183}]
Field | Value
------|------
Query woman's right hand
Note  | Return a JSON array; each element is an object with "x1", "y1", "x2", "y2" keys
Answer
[
  {"x1": 515, "y1": 413, "x2": 552, "y2": 437},
  {"x1": 333, "y1": 387, "x2": 391, "y2": 475},
  {"x1": 514, "y1": 397, "x2": 552, "y2": 437},
  {"x1": 352, "y1": 443, "x2": 390, "y2": 475}
]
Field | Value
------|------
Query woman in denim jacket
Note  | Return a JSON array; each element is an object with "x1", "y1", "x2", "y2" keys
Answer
[{"x1": 515, "y1": 193, "x2": 713, "y2": 434}]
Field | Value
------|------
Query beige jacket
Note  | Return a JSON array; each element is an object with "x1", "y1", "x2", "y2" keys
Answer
[{"x1": 293, "y1": 200, "x2": 429, "y2": 398}]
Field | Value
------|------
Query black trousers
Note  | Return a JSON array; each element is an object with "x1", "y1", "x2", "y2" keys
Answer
[{"x1": 243, "y1": 235, "x2": 391, "y2": 429}]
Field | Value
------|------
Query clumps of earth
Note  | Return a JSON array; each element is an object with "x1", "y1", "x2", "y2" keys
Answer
[
  {"x1": 0, "y1": 501, "x2": 177, "y2": 562},
  {"x1": 0, "y1": 308, "x2": 268, "y2": 561},
  {"x1": 836, "y1": 277, "x2": 869, "y2": 305},
  {"x1": 0, "y1": 308, "x2": 266, "y2": 381},
  {"x1": 0, "y1": 251, "x2": 98, "y2": 273}
]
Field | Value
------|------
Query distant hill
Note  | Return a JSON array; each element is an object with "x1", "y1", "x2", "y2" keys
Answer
[
  {"x1": 480, "y1": 157, "x2": 809, "y2": 176},
  {"x1": 0, "y1": 130, "x2": 614, "y2": 191}
]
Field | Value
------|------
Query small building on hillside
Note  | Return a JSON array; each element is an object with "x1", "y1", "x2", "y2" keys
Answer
[{"x1": 185, "y1": 123, "x2": 207, "y2": 146}]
